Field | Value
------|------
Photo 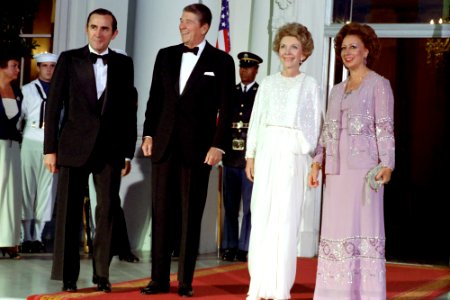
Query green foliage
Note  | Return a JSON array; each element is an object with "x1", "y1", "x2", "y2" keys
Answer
[{"x1": 0, "y1": 0, "x2": 40, "y2": 58}]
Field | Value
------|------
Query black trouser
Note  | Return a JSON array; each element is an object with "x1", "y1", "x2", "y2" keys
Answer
[
  {"x1": 51, "y1": 158, "x2": 121, "y2": 282},
  {"x1": 150, "y1": 152, "x2": 211, "y2": 285}
]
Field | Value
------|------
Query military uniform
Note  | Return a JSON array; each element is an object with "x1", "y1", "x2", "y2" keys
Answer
[
  {"x1": 20, "y1": 53, "x2": 58, "y2": 253},
  {"x1": 221, "y1": 52, "x2": 262, "y2": 262}
]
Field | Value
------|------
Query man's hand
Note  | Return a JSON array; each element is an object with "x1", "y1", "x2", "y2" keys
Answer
[
  {"x1": 122, "y1": 160, "x2": 131, "y2": 176},
  {"x1": 141, "y1": 136, "x2": 153, "y2": 157},
  {"x1": 44, "y1": 153, "x2": 59, "y2": 173},
  {"x1": 204, "y1": 147, "x2": 223, "y2": 166}
]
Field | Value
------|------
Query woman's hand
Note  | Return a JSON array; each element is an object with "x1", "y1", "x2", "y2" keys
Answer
[
  {"x1": 245, "y1": 158, "x2": 255, "y2": 182},
  {"x1": 375, "y1": 167, "x2": 392, "y2": 184},
  {"x1": 308, "y1": 162, "x2": 321, "y2": 188}
]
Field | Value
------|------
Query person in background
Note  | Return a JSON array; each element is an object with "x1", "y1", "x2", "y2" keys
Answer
[
  {"x1": 20, "y1": 52, "x2": 58, "y2": 254},
  {"x1": 44, "y1": 8, "x2": 137, "y2": 293},
  {"x1": 140, "y1": 3, "x2": 235, "y2": 297},
  {"x1": 308, "y1": 22, "x2": 394, "y2": 299},
  {"x1": 221, "y1": 51, "x2": 262, "y2": 263},
  {"x1": 0, "y1": 49, "x2": 23, "y2": 260},
  {"x1": 244, "y1": 23, "x2": 322, "y2": 300}
]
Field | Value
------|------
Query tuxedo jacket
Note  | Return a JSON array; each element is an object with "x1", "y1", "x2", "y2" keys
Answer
[
  {"x1": 44, "y1": 46, "x2": 137, "y2": 168},
  {"x1": 143, "y1": 42, "x2": 235, "y2": 166}
]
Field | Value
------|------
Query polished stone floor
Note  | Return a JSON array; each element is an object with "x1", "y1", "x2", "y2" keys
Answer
[
  {"x1": 1, "y1": 250, "x2": 449, "y2": 300},
  {"x1": 0, "y1": 250, "x2": 230, "y2": 300}
]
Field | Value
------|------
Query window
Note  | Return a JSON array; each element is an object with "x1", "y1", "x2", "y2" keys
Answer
[
  {"x1": 333, "y1": 0, "x2": 449, "y2": 24},
  {"x1": 20, "y1": 0, "x2": 54, "y2": 85}
]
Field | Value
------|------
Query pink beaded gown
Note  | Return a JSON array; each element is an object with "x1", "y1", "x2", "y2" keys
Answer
[{"x1": 313, "y1": 71, "x2": 395, "y2": 299}]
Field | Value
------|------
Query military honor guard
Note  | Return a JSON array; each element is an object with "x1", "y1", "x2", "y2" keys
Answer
[
  {"x1": 221, "y1": 51, "x2": 263, "y2": 262},
  {"x1": 20, "y1": 52, "x2": 58, "y2": 253}
]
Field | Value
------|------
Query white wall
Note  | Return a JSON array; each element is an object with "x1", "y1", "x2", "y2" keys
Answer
[{"x1": 53, "y1": 0, "x2": 131, "y2": 54}]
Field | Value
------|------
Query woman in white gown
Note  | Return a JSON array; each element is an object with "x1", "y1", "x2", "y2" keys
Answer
[
  {"x1": 245, "y1": 23, "x2": 323, "y2": 300},
  {"x1": 0, "y1": 49, "x2": 22, "y2": 259}
]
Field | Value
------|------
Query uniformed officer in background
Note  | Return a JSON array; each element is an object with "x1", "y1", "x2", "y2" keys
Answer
[
  {"x1": 221, "y1": 51, "x2": 262, "y2": 262},
  {"x1": 20, "y1": 52, "x2": 58, "y2": 253}
]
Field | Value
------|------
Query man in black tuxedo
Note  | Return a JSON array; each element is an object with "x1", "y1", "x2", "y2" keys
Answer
[
  {"x1": 43, "y1": 8, "x2": 137, "y2": 293},
  {"x1": 140, "y1": 3, "x2": 235, "y2": 297}
]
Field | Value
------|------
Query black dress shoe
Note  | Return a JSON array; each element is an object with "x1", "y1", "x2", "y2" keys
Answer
[
  {"x1": 236, "y1": 250, "x2": 248, "y2": 262},
  {"x1": 96, "y1": 277, "x2": 112, "y2": 293},
  {"x1": 20, "y1": 241, "x2": 33, "y2": 253},
  {"x1": 178, "y1": 283, "x2": 193, "y2": 297},
  {"x1": 31, "y1": 240, "x2": 46, "y2": 253},
  {"x1": 140, "y1": 280, "x2": 170, "y2": 294},
  {"x1": 222, "y1": 248, "x2": 236, "y2": 261},
  {"x1": 62, "y1": 281, "x2": 77, "y2": 292},
  {"x1": 118, "y1": 251, "x2": 140, "y2": 263}
]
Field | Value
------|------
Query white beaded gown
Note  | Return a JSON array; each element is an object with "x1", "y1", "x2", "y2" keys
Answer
[{"x1": 245, "y1": 72, "x2": 322, "y2": 300}]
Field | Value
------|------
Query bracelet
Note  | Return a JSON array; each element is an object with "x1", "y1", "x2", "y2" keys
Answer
[{"x1": 311, "y1": 162, "x2": 322, "y2": 170}]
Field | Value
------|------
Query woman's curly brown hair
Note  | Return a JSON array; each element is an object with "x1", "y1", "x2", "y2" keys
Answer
[
  {"x1": 334, "y1": 22, "x2": 380, "y2": 68},
  {"x1": 273, "y1": 23, "x2": 314, "y2": 63}
]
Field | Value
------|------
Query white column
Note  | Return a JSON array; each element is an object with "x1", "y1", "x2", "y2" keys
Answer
[
  {"x1": 295, "y1": 0, "x2": 327, "y2": 257},
  {"x1": 248, "y1": 0, "x2": 272, "y2": 79},
  {"x1": 53, "y1": 0, "x2": 130, "y2": 54}
]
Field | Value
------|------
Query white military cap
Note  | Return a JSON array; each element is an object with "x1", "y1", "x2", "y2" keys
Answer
[{"x1": 33, "y1": 52, "x2": 58, "y2": 63}]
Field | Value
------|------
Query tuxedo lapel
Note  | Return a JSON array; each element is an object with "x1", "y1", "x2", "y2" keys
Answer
[
  {"x1": 102, "y1": 50, "x2": 116, "y2": 115},
  {"x1": 171, "y1": 45, "x2": 184, "y2": 96},
  {"x1": 74, "y1": 46, "x2": 97, "y2": 109}
]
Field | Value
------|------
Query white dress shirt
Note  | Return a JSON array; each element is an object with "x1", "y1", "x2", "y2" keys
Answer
[
  {"x1": 241, "y1": 81, "x2": 256, "y2": 92},
  {"x1": 179, "y1": 40, "x2": 206, "y2": 94},
  {"x1": 88, "y1": 45, "x2": 108, "y2": 99}
]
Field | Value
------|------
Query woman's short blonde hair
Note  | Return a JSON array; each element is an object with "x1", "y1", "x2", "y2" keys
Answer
[{"x1": 273, "y1": 23, "x2": 314, "y2": 62}]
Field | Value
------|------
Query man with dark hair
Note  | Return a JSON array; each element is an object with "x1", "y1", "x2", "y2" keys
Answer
[
  {"x1": 44, "y1": 8, "x2": 137, "y2": 293},
  {"x1": 140, "y1": 3, "x2": 235, "y2": 297}
]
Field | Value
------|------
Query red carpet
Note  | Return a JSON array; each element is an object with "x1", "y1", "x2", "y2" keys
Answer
[{"x1": 28, "y1": 258, "x2": 450, "y2": 300}]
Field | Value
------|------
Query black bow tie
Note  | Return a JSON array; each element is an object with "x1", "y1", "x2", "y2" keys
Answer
[
  {"x1": 182, "y1": 46, "x2": 199, "y2": 55},
  {"x1": 89, "y1": 52, "x2": 109, "y2": 65}
]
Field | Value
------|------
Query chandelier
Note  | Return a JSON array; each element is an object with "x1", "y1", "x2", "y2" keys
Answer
[{"x1": 426, "y1": 18, "x2": 450, "y2": 66}]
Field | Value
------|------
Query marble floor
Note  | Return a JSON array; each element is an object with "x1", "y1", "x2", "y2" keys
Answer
[
  {"x1": 1, "y1": 250, "x2": 449, "y2": 300},
  {"x1": 0, "y1": 250, "x2": 231, "y2": 300}
]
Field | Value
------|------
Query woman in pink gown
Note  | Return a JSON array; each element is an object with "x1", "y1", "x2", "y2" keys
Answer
[{"x1": 308, "y1": 23, "x2": 395, "y2": 299}]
